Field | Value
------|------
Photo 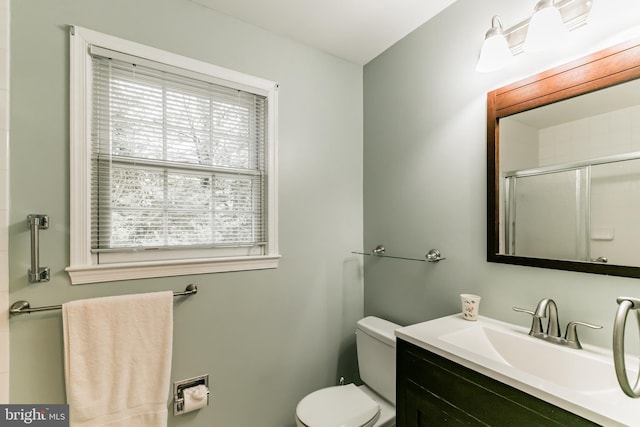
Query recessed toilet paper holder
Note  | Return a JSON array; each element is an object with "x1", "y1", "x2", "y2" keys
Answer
[{"x1": 173, "y1": 374, "x2": 209, "y2": 415}]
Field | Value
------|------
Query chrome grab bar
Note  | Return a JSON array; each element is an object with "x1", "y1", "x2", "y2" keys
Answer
[
  {"x1": 27, "y1": 214, "x2": 50, "y2": 283},
  {"x1": 613, "y1": 297, "x2": 640, "y2": 398}
]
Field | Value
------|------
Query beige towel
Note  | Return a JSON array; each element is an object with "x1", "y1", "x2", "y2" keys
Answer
[{"x1": 62, "y1": 291, "x2": 173, "y2": 427}]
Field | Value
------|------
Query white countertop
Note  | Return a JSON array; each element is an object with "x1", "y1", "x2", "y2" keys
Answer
[{"x1": 396, "y1": 314, "x2": 640, "y2": 427}]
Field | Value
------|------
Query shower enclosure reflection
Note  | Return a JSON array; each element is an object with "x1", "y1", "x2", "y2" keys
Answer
[{"x1": 500, "y1": 89, "x2": 640, "y2": 267}]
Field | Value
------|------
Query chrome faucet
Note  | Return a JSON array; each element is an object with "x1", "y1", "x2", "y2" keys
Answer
[
  {"x1": 513, "y1": 298, "x2": 602, "y2": 349},
  {"x1": 533, "y1": 298, "x2": 561, "y2": 338}
]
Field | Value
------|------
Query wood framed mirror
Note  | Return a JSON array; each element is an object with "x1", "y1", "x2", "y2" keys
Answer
[{"x1": 487, "y1": 37, "x2": 640, "y2": 278}]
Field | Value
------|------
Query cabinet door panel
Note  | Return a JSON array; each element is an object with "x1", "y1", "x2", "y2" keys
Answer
[
  {"x1": 397, "y1": 339, "x2": 599, "y2": 427},
  {"x1": 406, "y1": 380, "x2": 482, "y2": 426}
]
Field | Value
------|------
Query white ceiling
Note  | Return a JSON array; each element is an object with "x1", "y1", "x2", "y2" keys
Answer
[{"x1": 191, "y1": 0, "x2": 459, "y2": 65}]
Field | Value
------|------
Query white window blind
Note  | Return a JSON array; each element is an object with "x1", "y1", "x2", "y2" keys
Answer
[{"x1": 90, "y1": 48, "x2": 267, "y2": 254}]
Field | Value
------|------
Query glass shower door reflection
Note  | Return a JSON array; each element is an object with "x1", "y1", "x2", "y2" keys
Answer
[
  {"x1": 590, "y1": 159, "x2": 640, "y2": 266},
  {"x1": 506, "y1": 168, "x2": 589, "y2": 261}
]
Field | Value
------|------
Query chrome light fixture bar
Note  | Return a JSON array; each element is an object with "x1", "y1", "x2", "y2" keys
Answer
[{"x1": 476, "y1": 0, "x2": 593, "y2": 72}]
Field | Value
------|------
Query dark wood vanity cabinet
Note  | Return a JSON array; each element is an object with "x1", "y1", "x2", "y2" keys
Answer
[{"x1": 396, "y1": 339, "x2": 600, "y2": 426}]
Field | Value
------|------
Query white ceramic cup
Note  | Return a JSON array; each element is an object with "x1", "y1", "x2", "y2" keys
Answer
[{"x1": 460, "y1": 294, "x2": 481, "y2": 321}]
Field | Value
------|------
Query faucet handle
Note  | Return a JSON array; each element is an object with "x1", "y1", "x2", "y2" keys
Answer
[
  {"x1": 513, "y1": 307, "x2": 543, "y2": 335},
  {"x1": 513, "y1": 307, "x2": 534, "y2": 316},
  {"x1": 564, "y1": 321, "x2": 603, "y2": 349}
]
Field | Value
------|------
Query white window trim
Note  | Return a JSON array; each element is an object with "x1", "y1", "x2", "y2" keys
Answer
[{"x1": 67, "y1": 25, "x2": 279, "y2": 284}]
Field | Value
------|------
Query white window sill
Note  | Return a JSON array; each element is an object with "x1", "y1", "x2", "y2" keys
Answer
[{"x1": 65, "y1": 255, "x2": 281, "y2": 285}]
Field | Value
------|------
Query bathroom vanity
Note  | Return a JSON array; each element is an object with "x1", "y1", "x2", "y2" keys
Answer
[
  {"x1": 396, "y1": 339, "x2": 596, "y2": 426},
  {"x1": 395, "y1": 315, "x2": 639, "y2": 426}
]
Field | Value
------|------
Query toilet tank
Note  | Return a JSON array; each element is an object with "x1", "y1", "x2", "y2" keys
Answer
[{"x1": 356, "y1": 316, "x2": 400, "y2": 405}]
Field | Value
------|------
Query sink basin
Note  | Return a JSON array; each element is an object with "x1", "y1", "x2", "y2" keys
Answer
[
  {"x1": 439, "y1": 324, "x2": 619, "y2": 392},
  {"x1": 396, "y1": 314, "x2": 640, "y2": 427}
]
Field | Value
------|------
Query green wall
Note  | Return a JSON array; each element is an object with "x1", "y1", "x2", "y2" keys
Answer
[
  {"x1": 9, "y1": 1, "x2": 363, "y2": 426},
  {"x1": 14, "y1": 0, "x2": 640, "y2": 424},
  {"x1": 363, "y1": 0, "x2": 640, "y2": 349}
]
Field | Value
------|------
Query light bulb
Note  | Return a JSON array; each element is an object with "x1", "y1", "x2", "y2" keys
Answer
[
  {"x1": 524, "y1": 1, "x2": 569, "y2": 52},
  {"x1": 476, "y1": 16, "x2": 514, "y2": 73}
]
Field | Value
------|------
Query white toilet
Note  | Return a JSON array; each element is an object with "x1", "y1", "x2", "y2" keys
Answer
[{"x1": 295, "y1": 316, "x2": 399, "y2": 427}]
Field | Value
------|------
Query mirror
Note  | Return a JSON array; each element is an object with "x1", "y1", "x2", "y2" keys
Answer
[{"x1": 487, "y1": 37, "x2": 640, "y2": 278}]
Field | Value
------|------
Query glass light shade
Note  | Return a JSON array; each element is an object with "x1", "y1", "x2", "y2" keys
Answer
[
  {"x1": 523, "y1": 4, "x2": 569, "y2": 52},
  {"x1": 476, "y1": 33, "x2": 513, "y2": 73}
]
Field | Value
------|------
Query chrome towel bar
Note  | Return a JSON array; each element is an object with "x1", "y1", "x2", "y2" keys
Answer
[
  {"x1": 9, "y1": 284, "x2": 198, "y2": 316},
  {"x1": 613, "y1": 296, "x2": 640, "y2": 398}
]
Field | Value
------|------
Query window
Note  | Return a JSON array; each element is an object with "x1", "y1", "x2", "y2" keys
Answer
[{"x1": 67, "y1": 26, "x2": 279, "y2": 284}]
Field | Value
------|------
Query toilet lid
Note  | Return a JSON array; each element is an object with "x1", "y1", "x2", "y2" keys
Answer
[{"x1": 296, "y1": 384, "x2": 380, "y2": 427}]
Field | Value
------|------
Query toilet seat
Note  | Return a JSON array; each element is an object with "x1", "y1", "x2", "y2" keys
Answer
[{"x1": 296, "y1": 384, "x2": 381, "y2": 427}]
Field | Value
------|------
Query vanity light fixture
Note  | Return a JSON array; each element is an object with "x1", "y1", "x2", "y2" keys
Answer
[{"x1": 476, "y1": 0, "x2": 593, "y2": 72}]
